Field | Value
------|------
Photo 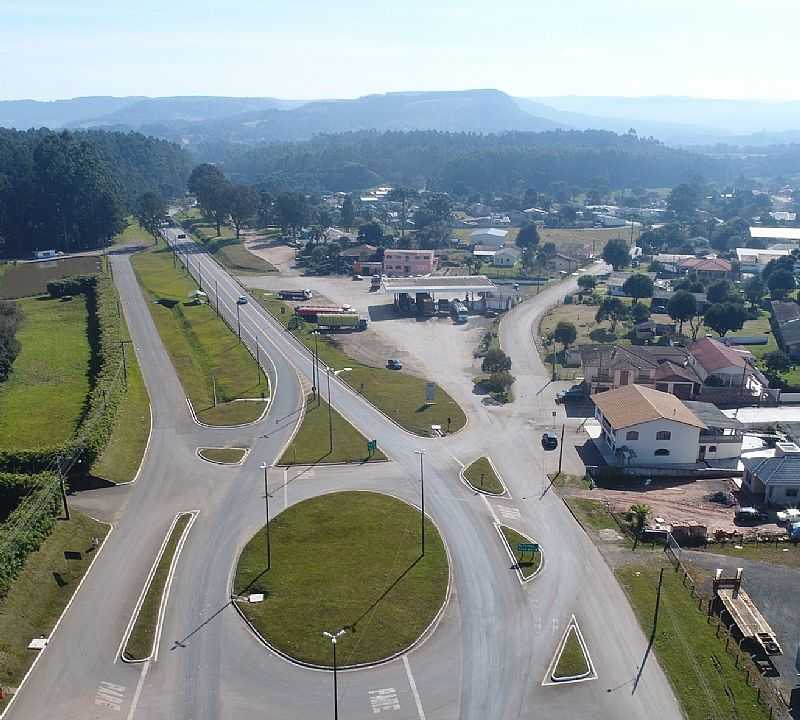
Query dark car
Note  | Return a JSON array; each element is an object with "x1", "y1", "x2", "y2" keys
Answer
[
  {"x1": 734, "y1": 507, "x2": 769, "y2": 524},
  {"x1": 556, "y1": 386, "x2": 586, "y2": 404},
  {"x1": 541, "y1": 432, "x2": 558, "y2": 450},
  {"x1": 387, "y1": 359, "x2": 403, "y2": 370}
]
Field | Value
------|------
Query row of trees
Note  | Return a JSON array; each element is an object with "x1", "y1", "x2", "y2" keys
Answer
[
  {"x1": 0, "y1": 301, "x2": 22, "y2": 382},
  {"x1": 0, "y1": 128, "x2": 191, "y2": 256},
  {"x1": 187, "y1": 164, "x2": 261, "y2": 237}
]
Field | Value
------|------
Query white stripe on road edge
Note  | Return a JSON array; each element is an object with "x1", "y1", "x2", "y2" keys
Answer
[
  {"x1": 403, "y1": 655, "x2": 426, "y2": 720},
  {"x1": 480, "y1": 494, "x2": 500, "y2": 525},
  {"x1": 126, "y1": 660, "x2": 149, "y2": 720}
]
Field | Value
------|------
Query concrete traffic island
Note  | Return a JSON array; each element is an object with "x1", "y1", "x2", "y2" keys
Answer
[
  {"x1": 543, "y1": 615, "x2": 597, "y2": 685},
  {"x1": 233, "y1": 491, "x2": 450, "y2": 668},
  {"x1": 496, "y1": 525, "x2": 542, "y2": 581},
  {"x1": 197, "y1": 447, "x2": 249, "y2": 465},
  {"x1": 462, "y1": 456, "x2": 507, "y2": 496}
]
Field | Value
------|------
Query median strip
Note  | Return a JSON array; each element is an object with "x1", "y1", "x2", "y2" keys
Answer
[
  {"x1": 496, "y1": 525, "x2": 542, "y2": 581},
  {"x1": 543, "y1": 615, "x2": 596, "y2": 685},
  {"x1": 462, "y1": 456, "x2": 506, "y2": 495},
  {"x1": 121, "y1": 512, "x2": 196, "y2": 662}
]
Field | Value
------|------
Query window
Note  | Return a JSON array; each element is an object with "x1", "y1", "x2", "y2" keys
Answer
[
  {"x1": 709, "y1": 446, "x2": 717, "y2": 453},
  {"x1": 786, "y1": 488, "x2": 799, "y2": 498},
  {"x1": 654, "y1": 449, "x2": 670, "y2": 456},
  {"x1": 656, "y1": 431, "x2": 671, "y2": 440},
  {"x1": 626, "y1": 431, "x2": 639, "y2": 440}
]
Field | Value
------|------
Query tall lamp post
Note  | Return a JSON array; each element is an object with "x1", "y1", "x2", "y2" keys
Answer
[
  {"x1": 414, "y1": 450, "x2": 425, "y2": 557},
  {"x1": 259, "y1": 463, "x2": 271, "y2": 570},
  {"x1": 322, "y1": 628, "x2": 347, "y2": 720},
  {"x1": 236, "y1": 301, "x2": 242, "y2": 343}
]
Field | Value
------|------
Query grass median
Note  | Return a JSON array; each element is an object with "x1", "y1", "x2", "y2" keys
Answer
[
  {"x1": 499, "y1": 526, "x2": 541, "y2": 579},
  {"x1": 464, "y1": 457, "x2": 504, "y2": 494},
  {"x1": 132, "y1": 246, "x2": 267, "y2": 426},
  {"x1": 616, "y1": 563, "x2": 770, "y2": 720},
  {"x1": 0, "y1": 513, "x2": 109, "y2": 710},
  {"x1": 234, "y1": 491, "x2": 448, "y2": 667},
  {"x1": 252, "y1": 293, "x2": 466, "y2": 436},
  {"x1": 564, "y1": 498, "x2": 618, "y2": 532},
  {"x1": 123, "y1": 513, "x2": 192, "y2": 662},
  {"x1": 0, "y1": 295, "x2": 91, "y2": 450},
  {"x1": 198, "y1": 447, "x2": 247, "y2": 464},
  {"x1": 552, "y1": 626, "x2": 590, "y2": 680},
  {"x1": 279, "y1": 394, "x2": 386, "y2": 465}
]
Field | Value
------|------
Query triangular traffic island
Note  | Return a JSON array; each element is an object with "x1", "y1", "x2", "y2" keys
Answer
[{"x1": 543, "y1": 615, "x2": 597, "y2": 685}]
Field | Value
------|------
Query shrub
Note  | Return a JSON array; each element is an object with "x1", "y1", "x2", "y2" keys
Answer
[
  {"x1": 482, "y1": 348, "x2": 511, "y2": 373},
  {"x1": 46, "y1": 275, "x2": 96, "y2": 298}
]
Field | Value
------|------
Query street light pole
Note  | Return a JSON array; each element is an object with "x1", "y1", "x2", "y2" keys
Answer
[
  {"x1": 414, "y1": 450, "x2": 425, "y2": 557},
  {"x1": 326, "y1": 366, "x2": 333, "y2": 454},
  {"x1": 236, "y1": 302, "x2": 242, "y2": 343},
  {"x1": 260, "y1": 463, "x2": 271, "y2": 570},
  {"x1": 322, "y1": 629, "x2": 347, "y2": 720}
]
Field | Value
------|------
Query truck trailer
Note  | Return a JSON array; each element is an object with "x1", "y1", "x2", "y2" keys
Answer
[
  {"x1": 278, "y1": 289, "x2": 313, "y2": 301},
  {"x1": 295, "y1": 305, "x2": 351, "y2": 321},
  {"x1": 316, "y1": 313, "x2": 367, "y2": 331}
]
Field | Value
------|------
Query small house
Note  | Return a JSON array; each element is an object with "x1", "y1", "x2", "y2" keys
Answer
[
  {"x1": 493, "y1": 247, "x2": 521, "y2": 267},
  {"x1": 742, "y1": 442, "x2": 800, "y2": 507}
]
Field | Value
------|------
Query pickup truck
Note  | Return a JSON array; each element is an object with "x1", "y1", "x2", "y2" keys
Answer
[{"x1": 776, "y1": 508, "x2": 800, "y2": 524}]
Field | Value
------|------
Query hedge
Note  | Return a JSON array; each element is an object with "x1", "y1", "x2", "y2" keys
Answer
[
  {"x1": 46, "y1": 275, "x2": 97, "y2": 298},
  {"x1": 0, "y1": 472, "x2": 48, "y2": 521}
]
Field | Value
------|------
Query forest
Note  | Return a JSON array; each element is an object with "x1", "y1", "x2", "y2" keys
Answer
[{"x1": 0, "y1": 128, "x2": 191, "y2": 256}]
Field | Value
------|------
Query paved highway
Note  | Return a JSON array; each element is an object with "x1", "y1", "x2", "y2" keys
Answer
[{"x1": 5, "y1": 236, "x2": 682, "y2": 720}]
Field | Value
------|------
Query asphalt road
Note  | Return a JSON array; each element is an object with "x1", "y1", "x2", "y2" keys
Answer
[{"x1": 5, "y1": 239, "x2": 682, "y2": 720}]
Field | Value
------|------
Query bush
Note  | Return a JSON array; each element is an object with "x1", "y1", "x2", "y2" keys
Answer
[
  {"x1": 0, "y1": 300, "x2": 23, "y2": 382},
  {"x1": 482, "y1": 348, "x2": 511, "y2": 373},
  {"x1": 46, "y1": 275, "x2": 96, "y2": 298},
  {"x1": 483, "y1": 371, "x2": 515, "y2": 394}
]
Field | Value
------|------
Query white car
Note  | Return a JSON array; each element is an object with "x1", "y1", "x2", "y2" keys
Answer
[{"x1": 776, "y1": 508, "x2": 800, "y2": 523}]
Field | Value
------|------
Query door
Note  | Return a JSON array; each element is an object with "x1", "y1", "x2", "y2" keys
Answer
[
  {"x1": 619, "y1": 370, "x2": 630, "y2": 386},
  {"x1": 698, "y1": 445, "x2": 706, "y2": 461}
]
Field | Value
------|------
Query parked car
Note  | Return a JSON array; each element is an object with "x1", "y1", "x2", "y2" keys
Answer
[
  {"x1": 556, "y1": 386, "x2": 586, "y2": 404},
  {"x1": 176, "y1": 232, "x2": 186, "y2": 239},
  {"x1": 541, "y1": 431, "x2": 558, "y2": 450},
  {"x1": 789, "y1": 522, "x2": 800, "y2": 541},
  {"x1": 776, "y1": 508, "x2": 800, "y2": 524},
  {"x1": 735, "y1": 507, "x2": 769, "y2": 524},
  {"x1": 387, "y1": 359, "x2": 402, "y2": 370},
  {"x1": 352, "y1": 274, "x2": 364, "y2": 281},
  {"x1": 237, "y1": 296, "x2": 248, "y2": 305}
]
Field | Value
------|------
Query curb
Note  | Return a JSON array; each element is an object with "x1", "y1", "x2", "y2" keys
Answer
[
  {"x1": 196, "y1": 447, "x2": 251, "y2": 466},
  {"x1": 493, "y1": 522, "x2": 544, "y2": 585},
  {"x1": 458, "y1": 456, "x2": 511, "y2": 499},
  {"x1": 229, "y1": 489, "x2": 453, "y2": 673},
  {"x1": 185, "y1": 396, "x2": 271, "y2": 430}
]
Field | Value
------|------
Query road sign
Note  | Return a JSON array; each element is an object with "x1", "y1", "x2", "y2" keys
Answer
[
  {"x1": 425, "y1": 382, "x2": 436, "y2": 403},
  {"x1": 517, "y1": 543, "x2": 539, "y2": 553},
  {"x1": 367, "y1": 439, "x2": 378, "y2": 453}
]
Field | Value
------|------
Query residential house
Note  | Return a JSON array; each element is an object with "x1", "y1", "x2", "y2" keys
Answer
[
  {"x1": 634, "y1": 314, "x2": 676, "y2": 341},
  {"x1": 472, "y1": 245, "x2": 497, "y2": 261},
  {"x1": 650, "y1": 289, "x2": 709, "y2": 314},
  {"x1": 742, "y1": 442, "x2": 800, "y2": 507},
  {"x1": 607, "y1": 271, "x2": 656, "y2": 297},
  {"x1": 493, "y1": 247, "x2": 521, "y2": 267},
  {"x1": 338, "y1": 244, "x2": 378, "y2": 271},
  {"x1": 677, "y1": 256, "x2": 733, "y2": 280},
  {"x1": 770, "y1": 301, "x2": 800, "y2": 360},
  {"x1": 382, "y1": 249, "x2": 436, "y2": 277},
  {"x1": 735, "y1": 247, "x2": 790, "y2": 274},
  {"x1": 592, "y1": 384, "x2": 707, "y2": 465},
  {"x1": 579, "y1": 345, "x2": 702, "y2": 399},
  {"x1": 687, "y1": 337, "x2": 763, "y2": 389},
  {"x1": 546, "y1": 253, "x2": 577, "y2": 273},
  {"x1": 470, "y1": 228, "x2": 508, "y2": 248},
  {"x1": 653, "y1": 254, "x2": 696, "y2": 274},
  {"x1": 682, "y1": 401, "x2": 744, "y2": 461}
]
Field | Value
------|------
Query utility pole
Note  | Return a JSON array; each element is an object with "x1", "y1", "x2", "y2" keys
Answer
[
  {"x1": 260, "y1": 463, "x2": 271, "y2": 570},
  {"x1": 198, "y1": 262, "x2": 203, "y2": 291},
  {"x1": 215, "y1": 279, "x2": 219, "y2": 315},
  {"x1": 322, "y1": 629, "x2": 347, "y2": 720},
  {"x1": 326, "y1": 367, "x2": 333, "y2": 454},
  {"x1": 119, "y1": 340, "x2": 132, "y2": 387},
  {"x1": 256, "y1": 343, "x2": 261, "y2": 386},
  {"x1": 212, "y1": 374, "x2": 217, "y2": 407},
  {"x1": 653, "y1": 567, "x2": 664, "y2": 631},
  {"x1": 415, "y1": 450, "x2": 426, "y2": 556},
  {"x1": 236, "y1": 302, "x2": 242, "y2": 343},
  {"x1": 557, "y1": 424, "x2": 566, "y2": 475},
  {"x1": 59, "y1": 475, "x2": 70, "y2": 521}
]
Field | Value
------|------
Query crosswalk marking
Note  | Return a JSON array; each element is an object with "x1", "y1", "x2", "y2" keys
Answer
[
  {"x1": 369, "y1": 687, "x2": 400, "y2": 713},
  {"x1": 497, "y1": 505, "x2": 521, "y2": 521},
  {"x1": 94, "y1": 681, "x2": 126, "y2": 711}
]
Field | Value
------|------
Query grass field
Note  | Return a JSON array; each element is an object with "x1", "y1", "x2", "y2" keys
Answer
[
  {"x1": 234, "y1": 491, "x2": 448, "y2": 667},
  {"x1": 694, "y1": 542, "x2": 800, "y2": 569},
  {"x1": 500, "y1": 526, "x2": 541, "y2": 579},
  {"x1": 0, "y1": 296, "x2": 91, "y2": 450},
  {"x1": 617, "y1": 564, "x2": 770, "y2": 720},
  {"x1": 253, "y1": 293, "x2": 466, "y2": 436},
  {"x1": 132, "y1": 246, "x2": 267, "y2": 425},
  {"x1": 198, "y1": 447, "x2": 247, "y2": 464},
  {"x1": 0, "y1": 513, "x2": 109, "y2": 710},
  {"x1": 564, "y1": 498, "x2": 619, "y2": 532},
  {"x1": 0, "y1": 256, "x2": 102, "y2": 300},
  {"x1": 464, "y1": 457, "x2": 504, "y2": 494},
  {"x1": 113, "y1": 218, "x2": 153, "y2": 248},
  {"x1": 552, "y1": 626, "x2": 589, "y2": 679},
  {"x1": 123, "y1": 513, "x2": 192, "y2": 661},
  {"x1": 176, "y1": 208, "x2": 274, "y2": 274},
  {"x1": 279, "y1": 394, "x2": 387, "y2": 465}
]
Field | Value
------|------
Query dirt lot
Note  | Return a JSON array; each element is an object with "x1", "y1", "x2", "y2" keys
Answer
[
  {"x1": 244, "y1": 234, "x2": 297, "y2": 275},
  {"x1": 0, "y1": 256, "x2": 102, "y2": 299}
]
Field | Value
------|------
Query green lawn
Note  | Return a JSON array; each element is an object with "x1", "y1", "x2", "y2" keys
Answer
[
  {"x1": 0, "y1": 296, "x2": 91, "y2": 450},
  {"x1": 112, "y1": 218, "x2": 153, "y2": 248},
  {"x1": 617, "y1": 564, "x2": 770, "y2": 720},
  {"x1": 90, "y1": 315, "x2": 150, "y2": 484},
  {"x1": 564, "y1": 498, "x2": 618, "y2": 532},
  {"x1": 500, "y1": 525, "x2": 541, "y2": 579},
  {"x1": 464, "y1": 457, "x2": 504, "y2": 494},
  {"x1": 279, "y1": 394, "x2": 387, "y2": 465},
  {"x1": 0, "y1": 256, "x2": 101, "y2": 300},
  {"x1": 198, "y1": 447, "x2": 247, "y2": 464},
  {"x1": 123, "y1": 513, "x2": 192, "y2": 661},
  {"x1": 131, "y1": 247, "x2": 267, "y2": 425},
  {"x1": 552, "y1": 626, "x2": 590, "y2": 680},
  {"x1": 234, "y1": 491, "x2": 449, "y2": 666},
  {"x1": 549, "y1": 472, "x2": 591, "y2": 491},
  {"x1": 694, "y1": 542, "x2": 800, "y2": 569},
  {"x1": 253, "y1": 293, "x2": 466, "y2": 436},
  {"x1": 0, "y1": 513, "x2": 109, "y2": 710}
]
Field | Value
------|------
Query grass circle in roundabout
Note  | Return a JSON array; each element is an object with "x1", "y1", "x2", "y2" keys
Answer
[{"x1": 234, "y1": 491, "x2": 449, "y2": 667}]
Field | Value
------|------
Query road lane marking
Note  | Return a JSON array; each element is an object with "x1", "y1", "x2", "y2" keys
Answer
[
  {"x1": 369, "y1": 687, "x2": 400, "y2": 713},
  {"x1": 479, "y1": 494, "x2": 500, "y2": 524},
  {"x1": 125, "y1": 661, "x2": 149, "y2": 720},
  {"x1": 94, "y1": 681, "x2": 126, "y2": 711},
  {"x1": 403, "y1": 655, "x2": 426, "y2": 720}
]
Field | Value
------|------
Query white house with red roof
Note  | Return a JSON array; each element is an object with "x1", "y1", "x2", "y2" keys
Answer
[{"x1": 687, "y1": 337, "x2": 764, "y2": 389}]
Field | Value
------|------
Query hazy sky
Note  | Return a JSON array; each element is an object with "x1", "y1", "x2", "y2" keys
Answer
[{"x1": 2, "y1": 0, "x2": 798, "y2": 101}]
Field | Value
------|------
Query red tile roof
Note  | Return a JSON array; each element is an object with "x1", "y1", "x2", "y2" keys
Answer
[
  {"x1": 678, "y1": 257, "x2": 732, "y2": 273},
  {"x1": 688, "y1": 337, "x2": 750, "y2": 372}
]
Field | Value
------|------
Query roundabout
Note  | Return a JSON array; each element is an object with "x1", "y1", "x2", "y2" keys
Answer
[{"x1": 233, "y1": 490, "x2": 450, "y2": 668}]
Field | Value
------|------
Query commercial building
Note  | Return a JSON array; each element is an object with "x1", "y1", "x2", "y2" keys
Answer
[
  {"x1": 382, "y1": 249, "x2": 436, "y2": 276},
  {"x1": 469, "y1": 228, "x2": 508, "y2": 248},
  {"x1": 748, "y1": 227, "x2": 800, "y2": 244},
  {"x1": 735, "y1": 247, "x2": 791, "y2": 274}
]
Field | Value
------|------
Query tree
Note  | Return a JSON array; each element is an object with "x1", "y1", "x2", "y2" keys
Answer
[
  {"x1": 706, "y1": 279, "x2": 732, "y2": 304},
  {"x1": 358, "y1": 221, "x2": 384, "y2": 245},
  {"x1": 134, "y1": 192, "x2": 166, "y2": 245},
  {"x1": 667, "y1": 183, "x2": 700, "y2": 218},
  {"x1": 386, "y1": 187, "x2": 417, "y2": 238},
  {"x1": 622, "y1": 273, "x2": 654, "y2": 303},
  {"x1": 629, "y1": 503, "x2": 651, "y2": 538},
  {"x1": 537, "y1": 241, "x2": 557, "y2": 264},
  {"x1": 206, "y1": 181, "x2": 233, "y2": 236},
  {"x1": 595, "y1": 297, "x2": 628, "y2": 332},
  {"x1": 188, "y1": 163, "x2": 226, "y2": 215},
  {"x1": 515, "y1": 222, "x2": 540, "y2": 251},
  {"x1": 482, "y1": 348, "x2": 512, "y2": 373},
  {"x1": 228, "y1": 184, "x2": 259, "y2": 238},
  {"x1": 521, "y1": 247, "x2": 536, "y2": 275},
  {"x1": 704, "y1": 302, "x2": 746, "y2": 337},
  {"x1": 275, "y1": 192, "x2": 307, "y2": 236},
  {"x1": 553, "y1": 321, "x2": 577, "y2": 350},
  {"x1": 744, "y1": 275, "x2": 765, "y2": 308},
  {"x1": 484, "y1": 371, "x2": 515, "y2": 395},
  {"x1": 631, "y1": 302, "x2": 651, "y2": 323},
  {"x1": 577, "y1": 274, "x2": 596, "y2": 292},
  {"x1": 765, "y1": 350, "x2": 792, "y2": 373},
  {"x1": 666, "y1": 290, "x2": 697, "y2": 335},
  {"x1": 340, "y1": 195, "x2": 355, "y2": 230},
  {"x1": 602, "y1": 238, "x2": 630, "y2": 270},
  {"x1": 0, "y1": 300, "x2": 23, "y2": 382},
  {"x1": 767, "y1": 268, "x2": 796, "y2": 300},
  {"x1": 466, "y1": 254, "x2": 483, "y2": 275}
]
